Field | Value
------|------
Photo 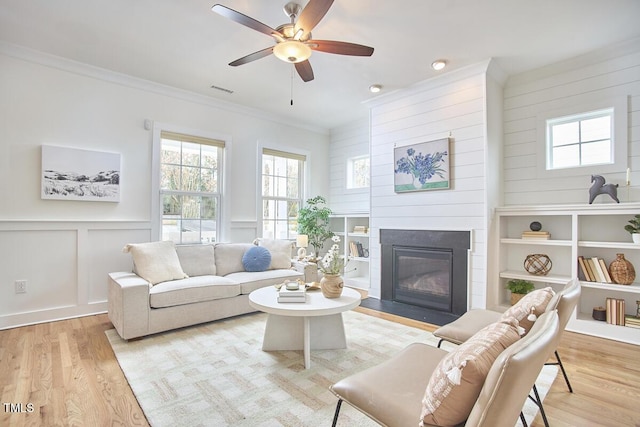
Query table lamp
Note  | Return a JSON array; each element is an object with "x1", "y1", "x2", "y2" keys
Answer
[{"x1": 296, "y1": 235, "x2": 308, "y2": 260}]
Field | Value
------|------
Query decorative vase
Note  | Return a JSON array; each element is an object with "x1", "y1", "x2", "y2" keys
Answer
[
  {"x1": 320, "y1": 274, "x2": 344, "y2": 298},
  {"x1": 412, "y1": 175, "x2": 422, "y2": 189},
  {"x1": 609, "y1": 253, "x2": 635, "y2": 285},
  {"x1": 632, "y1": 233, "x2": 640, "y2": 244},
  {"x1": 524, "y1": 254, "x2": 552, "y2": 276}
]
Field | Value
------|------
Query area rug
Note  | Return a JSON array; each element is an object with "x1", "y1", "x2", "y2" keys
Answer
[{"x1": 106, "y1": 311, "x2": 557, "y2": 427}]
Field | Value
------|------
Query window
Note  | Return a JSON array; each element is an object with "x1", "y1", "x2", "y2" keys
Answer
[
  {"x1": 347, "y1": 155, "x2": 370, "y2": 189},
  {"x1": 546, "y1": 108, "x2": 613, "y2": 170},
  {"x1": 261, "y1": 149, "x2": 305, "y2": 240},
  {"x1": 160, "y1": 131, "x2": 223, "y2": 244}
]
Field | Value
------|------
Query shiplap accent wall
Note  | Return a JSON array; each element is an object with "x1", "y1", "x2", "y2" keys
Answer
[
  {"x1": 503, "y1": 39, "x2": 640, "y2": 205},
  {"x1": 328, "y1": 117, "x2": 370, "y2": 214},
  {"x1": 366, "y1": 61, "x2": 504, "y2": 307}
]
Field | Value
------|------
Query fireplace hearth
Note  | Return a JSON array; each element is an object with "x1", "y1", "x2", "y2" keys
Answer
[{"x1": 362, "y1": 229, "x2": 470, "y2": 325}]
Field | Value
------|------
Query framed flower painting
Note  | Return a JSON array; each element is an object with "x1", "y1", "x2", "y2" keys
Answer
[{"x1": 394, "y1": 138, "x2": 450, "y2": 193}]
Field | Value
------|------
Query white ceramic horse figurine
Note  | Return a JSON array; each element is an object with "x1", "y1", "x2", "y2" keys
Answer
[{"x1": 589, "y1": 174, "x2": 619, "y2": 204}]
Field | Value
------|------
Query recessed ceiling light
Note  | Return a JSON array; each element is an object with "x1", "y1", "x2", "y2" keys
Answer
[
  {"x1": 431, "y1": 60, "x2": 447, "y2": 71},
  {"x1": 369, "y1": 84, "x2": 383, "y2": 93}
]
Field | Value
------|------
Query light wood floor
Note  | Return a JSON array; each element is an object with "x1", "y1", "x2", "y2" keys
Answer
[{"x1": 1, "y1": 307, "x2": 639, "y2": 426}]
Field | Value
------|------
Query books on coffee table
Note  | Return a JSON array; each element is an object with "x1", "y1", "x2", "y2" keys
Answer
[{"x1": 277, "y1": 287, "x2": 307, "y2": 303}]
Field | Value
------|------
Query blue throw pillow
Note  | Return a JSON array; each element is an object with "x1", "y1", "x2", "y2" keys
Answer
[{"x1": 242, "y1": 246, "x2": 272, "y2": 272}]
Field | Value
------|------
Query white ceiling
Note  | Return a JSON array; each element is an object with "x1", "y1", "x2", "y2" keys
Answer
[{"x1": 2, "y1": 0, "x2": 639, "y2": 130}]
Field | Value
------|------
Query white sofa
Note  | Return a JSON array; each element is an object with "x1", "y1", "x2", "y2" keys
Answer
[{"x1": 108, "y1": 240, "x2": 304, "y2": 339}]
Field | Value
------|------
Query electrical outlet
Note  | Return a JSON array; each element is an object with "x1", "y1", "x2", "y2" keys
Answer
[{"x1": 15, "y1": 280, "x2": 27, "y2": 294}]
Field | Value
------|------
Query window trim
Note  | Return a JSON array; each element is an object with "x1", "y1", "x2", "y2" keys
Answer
[
  {"x1": 257, "y1": 141, "x2": 310, "y2": 240},
  {"x1": 346, "y1": 154, "x2": 370, "y2": 190},
  {"x1": 536, "y1": 95, "x2": 628, "y2": 178},
  {"x1": 151, "y1": 122, "x2": 232, "y2": 242}
]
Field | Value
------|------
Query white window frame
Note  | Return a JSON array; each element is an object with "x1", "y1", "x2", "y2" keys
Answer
[
  {"x1": 151, "y1": 123, "x2": 232, "y2": 242},
  {"x1": 257, "y1": 142, "x2": 309, "y2": 240},
  {"x1": 536, "y1": 95, "x2": 628, "y2": 178},
  {"x1": 346, "y1": 155, "x2": 370, "y2": 189}
]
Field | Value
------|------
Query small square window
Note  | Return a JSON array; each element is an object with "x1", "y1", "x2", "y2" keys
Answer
[
  {"x1": 347, "y1": 156, "x2": 370, "y2": 189},
  {"x1": 546, "y1": 108, "x2": 613, "y2": 170}
]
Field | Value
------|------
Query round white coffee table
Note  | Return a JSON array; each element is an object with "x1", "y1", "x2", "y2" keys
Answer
[{"x1": 249, "y1": 286, "x2": 361, "y2": 369}]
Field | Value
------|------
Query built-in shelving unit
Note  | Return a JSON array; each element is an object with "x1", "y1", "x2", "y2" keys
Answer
[
  {"x1": 330, "y1": 213, "x2": 370, "y2": 289},
  {"x1": 493, "y1": 203, "x2": 640, "y2": 345}
]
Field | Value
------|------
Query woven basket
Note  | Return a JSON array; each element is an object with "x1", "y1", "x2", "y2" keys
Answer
[
  {"x1": 609, "y1": 253, "x2": 635, "y2": 285},
  {"x1": 523, "y1": 254, "x2": 552, "y2": 276}
]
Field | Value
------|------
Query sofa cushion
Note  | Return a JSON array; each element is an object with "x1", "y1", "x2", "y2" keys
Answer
[
  {"x1": 175, "y1": 244, "x2": 216, "y2": 276},
  {"x1": 123, "y1": 241, "x2": 188, "y2": 285},
  {"x1": 214, "y1": 243, "x2": 254, "y2": 276},
  {"x1": 226, "y1": 269, "x2": 304, "y2": 295},
  {"x1": 501, "y1": 287, "x2": 555, "y2": 334},
  {"x1": 420, "y1": 318, "x2": 521, "y2": 426},
  {"x1": 255, "y1": 238, "x2": 294, "y2": 269},
  {"x1": 149, "y1": 275, "x2": 240, "y2": 308},
  {"x1": 242, "y1": 246, "x2": 272, "y2": 272}
]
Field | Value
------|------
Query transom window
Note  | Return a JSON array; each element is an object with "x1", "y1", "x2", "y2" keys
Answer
[
  {"x1": 546, "y1": 108, "x2": 613, "y2": 170},
  {"x1": 346, "y1": 155, "x2": 370, "y2": 189},
  {"x1": 160, "y1": 131, "x2": 223, "y2": 244},
  {"x1": 261, "y1": 148, "x2": 305, "y2": 240}
]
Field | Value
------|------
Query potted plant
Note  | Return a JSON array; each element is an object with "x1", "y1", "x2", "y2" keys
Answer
[
  {"x1": 297, "y1": 196, "x2": 334, "y2": 258},
  {"x1": 506, "y1": 279, "x2": 535, "y2": 305},
  {"x1": 624, "y1": 214, "x2": 640, "y2": 243}
]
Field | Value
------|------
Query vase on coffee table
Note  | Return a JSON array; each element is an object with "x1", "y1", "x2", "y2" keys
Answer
[{"x1": 320, "y1": 274, "x2": 344, "y2": 298}]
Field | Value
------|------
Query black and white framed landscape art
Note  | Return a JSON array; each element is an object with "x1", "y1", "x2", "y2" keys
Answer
[{"x1": 41, "y1": 145, "x2": 121, "y2": 202}]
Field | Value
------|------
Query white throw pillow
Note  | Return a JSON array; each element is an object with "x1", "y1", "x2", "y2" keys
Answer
[
  {"x1": 123, "y1": 241, "x2": 188, "y2": 285},
  {"x1": 254, "y1": 239, "x2": 294, "y2": 269}
]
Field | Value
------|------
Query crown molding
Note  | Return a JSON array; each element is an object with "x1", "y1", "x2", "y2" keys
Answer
[
  {"x1": 364, "y1": 59, "x2": 494, "y2": 109},
  {"x1": 0, "y1": 41, "x2": 329, "y2": 136}
]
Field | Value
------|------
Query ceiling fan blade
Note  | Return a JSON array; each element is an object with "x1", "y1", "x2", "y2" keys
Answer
[
  {"x1": 295, "y1": 0, "x2": 334, "y2": 36},
  {"x1": 295, "y1": 60, "x2": 314, "y2": 82},
  {"x1": 229, "y1": 47, "x2": 274, "y2": 66},
  {"x1": 212, "y1": 4, "x2": 280, "y2": 37},
  {"x1": 309, "y1": 40, "x2": 374, "y2": 56}
]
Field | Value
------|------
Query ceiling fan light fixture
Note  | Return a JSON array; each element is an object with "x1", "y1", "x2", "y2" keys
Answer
[
  {"x1": 369, "y1": 84, "x2": 382, "y2": 93},
  {"x1": 431, "y1": 59, "x2": 447, "y2": 71},
  {"x1": 273, "y1": 40, "x2": 312, "y2": 63}
]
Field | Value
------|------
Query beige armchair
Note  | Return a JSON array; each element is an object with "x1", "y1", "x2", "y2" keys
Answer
[
  {"x1": 433, "y1": 278, "x2": 580, "y2": 393},
  {"x1": 330, "y1": 310, "x2": 560, "y2": 427}
]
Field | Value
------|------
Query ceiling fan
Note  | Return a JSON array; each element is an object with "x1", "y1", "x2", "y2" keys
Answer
[{"x1": 211, "y1": 0, "x2": 374, "y2": 82}]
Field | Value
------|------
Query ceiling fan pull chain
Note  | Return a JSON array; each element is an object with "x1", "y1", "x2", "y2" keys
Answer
[{"x1": 290, "y1": 65, "x2": 295, "y2": 106}]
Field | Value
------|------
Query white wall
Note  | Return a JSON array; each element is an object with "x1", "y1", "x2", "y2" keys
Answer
[
  {"x1": 0, "y1": 45, "x2": 330, "y2": 329},
  {"x1": 366, "y1": 61, "x2": 504, "y2": 308},
  {"x1": 328, "y1": 117, "x2": 370, "y2": 214},
  {"x1": 503, "y1": 38, "x2": 640, "y2": 205}
]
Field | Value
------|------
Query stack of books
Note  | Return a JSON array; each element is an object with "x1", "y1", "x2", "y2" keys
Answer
[
  {"x1": 624, "y1": 315, "x2": 640, "y2": 329},
  {"x1": 578, "y1": 256, "x2": 613, "y2": 283},
  {"x1": 353, "y1": 225, "x2": 368, "y2": 234},
  {"x1": 277, "y1": 286, "x2": 306, "y2": 303},
  {"x1": 521, "y1": 230, "x2": 550, "y2": 239},
  {"x1": 606, "y1": 297, "x2": 625, "y2": 325}
]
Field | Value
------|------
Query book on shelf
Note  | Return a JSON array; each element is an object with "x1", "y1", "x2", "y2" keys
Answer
[
  {"x1": 606, "y1": 297, "x2": 625, "y2": 325},
  {"x1": 598, "y1": 258, "x2": 613, "y2": 283},
  {"x1": 578, "y1": 256, "x2": 594, "y2": 281},
  {"x1": 349, "y1": 241, "x2": 366, "y2": 257},
  {"x1": 589, "y1": 257, "x2": 606, "y2": 283},
  {"x1": 625, "y1": 315, "x2": 640, "y2": 328},
  {"x1": 277, "y1": 287, "x2": 306, "y2": 303},
  {"x1": 521, "y1": 231, "x2": 550, "y2": 239}
]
